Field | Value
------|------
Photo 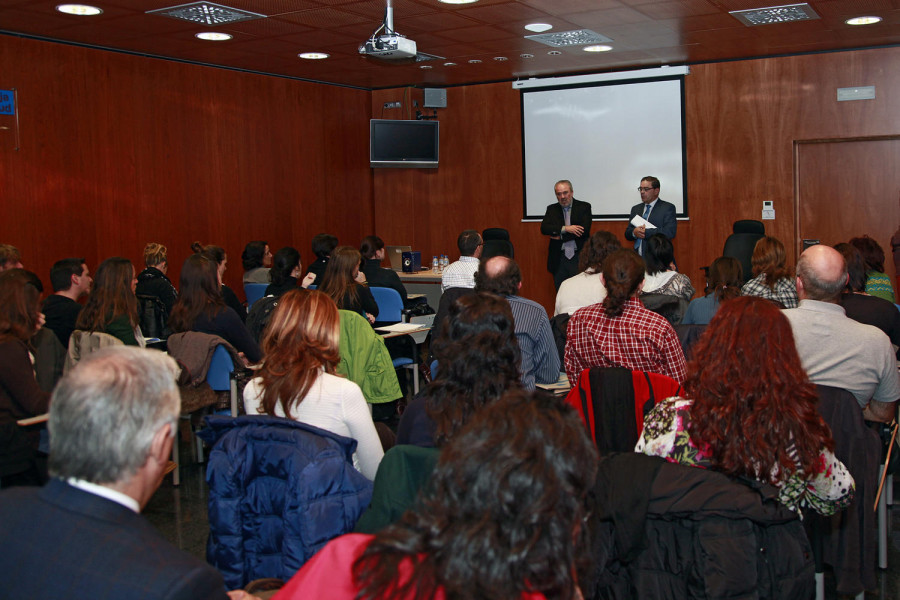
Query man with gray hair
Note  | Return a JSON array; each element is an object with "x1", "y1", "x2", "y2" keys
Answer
[
  {"x1": 0, "y1": 347, "x2": 248, "y2": 599},
  {"x1": 783, "y1": 244, "x2": 899, "y2": 422}
]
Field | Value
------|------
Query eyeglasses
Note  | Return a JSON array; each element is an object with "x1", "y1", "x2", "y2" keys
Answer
[{"x1": 637, "y1": 186, "x2": 655, "y2": 192}]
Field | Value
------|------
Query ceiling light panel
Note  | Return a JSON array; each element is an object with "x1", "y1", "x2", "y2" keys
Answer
[
  {"x1": 147, "y1": 2, "x2": 266, "y2": 26},
  {"x1": 729, "y1": 3, "x2": 819, "y2": 27},
  {"x1": 525, "y1": 29, "x2": 613, "y2": 48}
]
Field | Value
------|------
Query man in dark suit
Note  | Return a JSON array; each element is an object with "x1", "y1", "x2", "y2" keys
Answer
[
  {"x1": 0, "y1": 347, "x2": 253, "y2": 600},
  {"x1": 625, "y1": 176, "x2": 677, "y2": 256},
  {"x1": 540, "y1": 179, "x2": 593, "y2": 289}
]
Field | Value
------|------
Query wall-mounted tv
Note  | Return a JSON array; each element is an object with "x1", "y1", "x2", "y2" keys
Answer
[{"x1": 370, "y1": 119, "x2": 439, "y2": 168}]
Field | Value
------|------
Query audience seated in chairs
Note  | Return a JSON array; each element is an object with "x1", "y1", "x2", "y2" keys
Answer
[
  {"x1": 741, "y1": 235, "x2": 798, "y2": 308},
  {"x1": 241, "y1": 240, "x2": 272, "y2": 284},
  {"x1": 74, "y1": 257, "x2": 143, "y2": 347},
  {"x1": 265, "y1": 246, "x2": 315, "y2": 298},
  {"x1": 169, "y1": 254, "x2": 261, "y2": 364},
  {"x1": 835, "y1": 242, "x2": 900, "y2": 355},
  {"x1": 318, "y1": 246, "x2": 379, "y2": 325},
  {"x1": 637, "y1": 296, "x2": 854, "y2": 516},
  {"x1": 243, "y1": 290, "x2": 384, "y2": 480},
  {"x1": 42, "y1": 258, "x2": 91, "y2": 349},
  {"x1": 681, "y1": 255, "x2": 742, "y2": 325},
  {"x1": 356, "y1": 293, "x2": 525, "y2": 533},
  {"x1": 641, "y1": 233, "x2": 694, "y2": 302},
  {"x1": 360, "y1": 235, "x2": 408, "y2": 306},
  {"x1": 135, "y1": 243, "x2": 177, "y2": 320},
  {"x1": 397, "y1": 292, "x2": 522, "y2": 448},
  {"x1": 192, "y1": 242, "x2": 247, "y2": 323},
  {"x1": 850, "y1": 234, "x2": 896, "y2": 303},
  {"x1": 306, "y1": 233, "x2": 338, "y2": 284},
  {"x1": 554, "y1": 231, "x2": 621, "y2": 317},
  {"x1": 0, "y1": 269, "x2": 51, "y2": 488},
  {"x1": 336, "y1": 308, "x2": 402, "y2": 420},
  {"x1": 565, "y1": 249, "x2": 686, "y2": 384},
  {"x1": 275, "y1": 389, "x2": 598, "y2": 600}
]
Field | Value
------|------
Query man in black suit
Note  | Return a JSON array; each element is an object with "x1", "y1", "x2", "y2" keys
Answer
[
  {"x1": 540, "y1": 179, "x2": 593, "y2": 289},
  {"x1": 0, "y1": 347, "x2": 254, "y2": 600},
  {"x1": 625, "y1": 175, "x2": 677, "y2": 256}
]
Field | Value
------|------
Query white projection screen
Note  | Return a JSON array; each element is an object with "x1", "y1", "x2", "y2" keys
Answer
[{"x1": 521, "y1": 76, "x2": 688, "y2": 221}]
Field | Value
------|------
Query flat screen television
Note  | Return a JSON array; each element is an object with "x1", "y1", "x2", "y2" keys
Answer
[{"x1": 370, "y1": 119, "x2": 439, "y2": 168}]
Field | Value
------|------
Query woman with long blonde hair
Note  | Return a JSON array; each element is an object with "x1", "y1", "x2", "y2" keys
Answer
[{"x1": 243, "y1": 289, "x2": 383, "y2": 479}]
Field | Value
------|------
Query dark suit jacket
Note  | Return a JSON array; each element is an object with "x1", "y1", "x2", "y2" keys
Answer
[
  {"x1": 0, "y1": 478, "x2": 229, "y2": 600},
  {"x1": 540, "y1": 199, "x2": 593, "y2": 273},
  {"x1": 625, "y1": 199, "x2": 677, "y2": 242}
]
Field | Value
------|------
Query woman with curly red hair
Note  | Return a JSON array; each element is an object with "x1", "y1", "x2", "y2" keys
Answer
[{"x1": 636, "y1": 295, "x2": 854, "y2": 515}]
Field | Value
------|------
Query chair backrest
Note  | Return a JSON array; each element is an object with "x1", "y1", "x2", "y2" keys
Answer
[
  {"x1": 481, "y1": 227, "x2": 514, "y2": 259},
  {"x1": 244, "y1": 283, "x2": 268, "y2": 308},
  {"x1": 733, "y1": 219, "x2": 765, "y2": 235},
  {"x1": 369, "y1": 286, "x2": 404, "y2": 323},
  {"x1": 200, "y1": 415, "x2": 373, "y2": 589},
  {"x1": 482, "y1": 227, "x2": 510, "y2": 241},
  {"x1": 136, "y1": 294, "x2": 169, "y2": 340},
  {"x1": 207, "y1": 344, "x2": 234, "y2": 392},
  {"x1": 722, "y1": 220, "x2": 765, "y2": 284}
]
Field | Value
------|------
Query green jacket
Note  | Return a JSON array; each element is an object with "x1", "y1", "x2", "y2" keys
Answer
[
  {"x1": 336, "y1": 310, "x2": 402, "y2": 404},
  {"x1": 354, "y1": 444, "x2": 440, "y2": 533}
]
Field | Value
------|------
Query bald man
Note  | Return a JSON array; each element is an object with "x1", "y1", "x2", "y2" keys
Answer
[
  {"x1": 474, "y1": 256, "x2": 560, "y2": 390},
  {"x1": 783, "y1": 244, "x2": 899, "y2": 422}
]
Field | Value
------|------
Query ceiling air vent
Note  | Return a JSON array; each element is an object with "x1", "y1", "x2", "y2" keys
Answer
[
  {"x1": 147, "y1": 2, "x2": 265, "y2": 26},
  {"x1": 730, "y1": 3, "x2": 819, "y2": 26},
  {"x1": 525, "y1": 30, "x2": 613, "y2": 48}
]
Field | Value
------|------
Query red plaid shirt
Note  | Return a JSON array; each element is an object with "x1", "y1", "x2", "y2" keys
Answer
[{"x1": 564, "y1": 298, "x2": 686, "y2": 383}]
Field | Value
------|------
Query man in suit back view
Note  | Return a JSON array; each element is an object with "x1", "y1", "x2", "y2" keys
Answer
[{"x1": 0, "y1": 346, "x2": 255, "y2": 600}]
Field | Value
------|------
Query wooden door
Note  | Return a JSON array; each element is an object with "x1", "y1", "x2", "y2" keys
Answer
[{"x1": 795, "y1": 137, "x2": 900, "y2": 286}]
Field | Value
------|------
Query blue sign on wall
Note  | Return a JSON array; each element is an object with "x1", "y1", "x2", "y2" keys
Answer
[{"x1": 0, "y1": 90, "x2": 15, "y2": 115}]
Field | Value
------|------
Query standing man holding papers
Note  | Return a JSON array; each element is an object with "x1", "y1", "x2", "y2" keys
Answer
[
  {"x1": 541, "y1": 180, "x2": 592, "y2": 290},
  {"x1": 625, "y1": 176, "x2": 676, "y2": 256}
]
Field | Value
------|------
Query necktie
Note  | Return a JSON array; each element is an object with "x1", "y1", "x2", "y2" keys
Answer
[
  {"x1": 563, "y1": 207, "x2": 575, "y2": 260},
  {"x1": 635, "y1": 204, "x2": 651, "y2": 255}
]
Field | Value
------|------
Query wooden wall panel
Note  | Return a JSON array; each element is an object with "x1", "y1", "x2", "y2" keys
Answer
[
  {"x1": 0, "y1": 36, "x2": 372, "y2": 299},
  {"x1": 373, "y1": 47, "x2": 900, "y2": 312}
]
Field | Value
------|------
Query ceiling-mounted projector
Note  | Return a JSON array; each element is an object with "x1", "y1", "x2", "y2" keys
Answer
[{"x1": 359, "y1": 35, "x2": 417, "y2": 60}]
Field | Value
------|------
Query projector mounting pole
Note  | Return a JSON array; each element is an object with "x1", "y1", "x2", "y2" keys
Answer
[{"x1": 385, "y1": 0, "x2": 394, "y2": 34}]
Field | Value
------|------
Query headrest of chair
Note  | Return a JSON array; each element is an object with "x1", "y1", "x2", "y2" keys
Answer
[
  {"x1": 732, "y1": 220, "x2": 765, "y2": 235},
  {"x1": 482, "y1": 228, "x2": 510, "y2": 241}
]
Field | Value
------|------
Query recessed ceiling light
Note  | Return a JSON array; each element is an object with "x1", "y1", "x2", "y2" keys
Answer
[
  {"x1": 468, "y1": 59, "x2": 482, "y2": 64},
  {"x1": 493, "y1": 56, "x2": 508, "y2": 61},
  {"x1": 524, "y1": 23, "x2": 552, "y2": 33},
  {"x1": 438, "y1": 0, "x2": 478, "y2": 3},
  {"x1": 444, "y1": 62, "x2": 457, "y2": 66},
  {"x1": 548, "y1": 50, "x2": 562, "y2": 56},
  {"x1": 520, "y1": 53, "x2": 534, "y2": 59},
  {"x1": 846, "y1": 16, "x2": 882, "y2": 25},
  {"x1": 584, "y1": 45, "x2": 613, "y2": 52},
  {"x1": 196, "y1": 32, "x2": 232, "y2": 41},
  {"x1": 420, "y1": 65, "x2": 433, "y2": 69},
  {"x1": 56, "y1": 4, "x2": 102, "y2": 15},
  {"x1": 298, "y1": 52, "x2": 329, "y2": 59}
]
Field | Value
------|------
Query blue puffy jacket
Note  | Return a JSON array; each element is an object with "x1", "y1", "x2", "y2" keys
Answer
[{"x1": 199, "y1": 415, "x2": 373, "y2": 589}]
